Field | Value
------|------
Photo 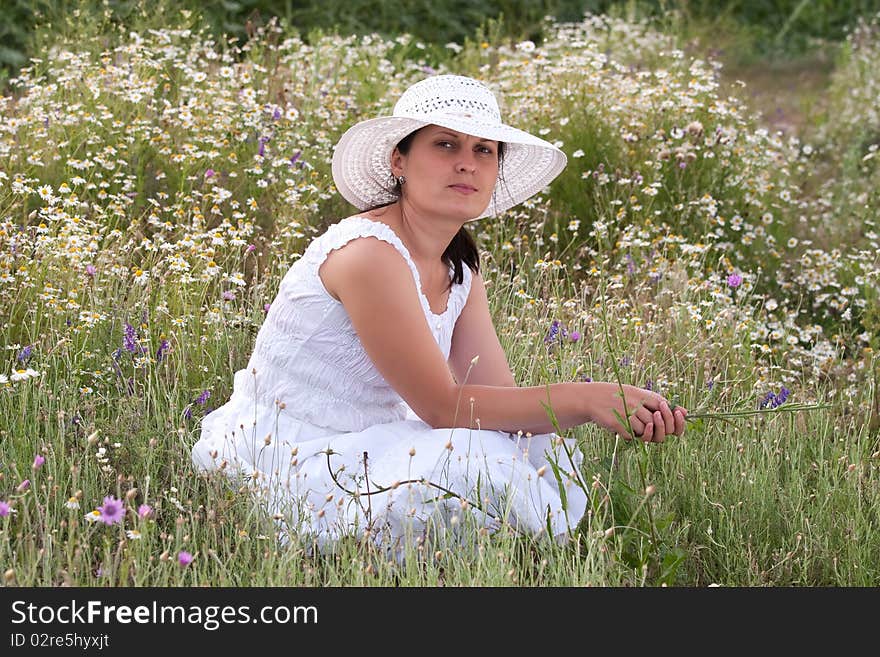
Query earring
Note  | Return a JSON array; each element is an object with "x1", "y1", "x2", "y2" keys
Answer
[{"x1": 396, "y1": 175, "x2": 406, "y2": 186}]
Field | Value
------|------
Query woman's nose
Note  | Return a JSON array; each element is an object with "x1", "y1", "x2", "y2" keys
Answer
[{"x1": 456, "y1": 153, "x2": 477, "y2": 172}]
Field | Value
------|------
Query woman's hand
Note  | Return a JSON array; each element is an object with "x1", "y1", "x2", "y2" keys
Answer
[{"x1": 586, "y1": 382, "x2": 688, "y2": 443}]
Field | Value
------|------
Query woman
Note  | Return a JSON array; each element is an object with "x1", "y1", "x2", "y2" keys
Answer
[{"x1": 192, "y1": 74, "x2": 688, "y2": 556}]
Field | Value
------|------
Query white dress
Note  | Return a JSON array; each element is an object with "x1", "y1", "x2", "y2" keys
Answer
[{"x1": 191, "y1": 216, "x2": 587, "y2": 556}]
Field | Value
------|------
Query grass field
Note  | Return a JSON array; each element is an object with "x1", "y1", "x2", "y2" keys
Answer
[{"x1": 1, "y1": 4, "x2": 879, "y2": 586}]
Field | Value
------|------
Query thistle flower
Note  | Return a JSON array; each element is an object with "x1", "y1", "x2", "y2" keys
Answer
[
  {"x1": 727, "y1": 273, "x2": 743, "y2": 288},
  {"x1": 137, "y1": 504, "x2": 154, "y2": 518},
  {"x1": 32, "y1": 454, "x2": 45, "y2": 470},
  {"x1": 0, "y1": 501, "x2": 12, "y2": 517},
  {"x1": 178, "y1": 551, "x2": 194, "y2": 567}
]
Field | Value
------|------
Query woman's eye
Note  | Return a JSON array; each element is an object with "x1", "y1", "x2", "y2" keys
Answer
[{"x1": 437, "y1": 141, "x2": 454, "y2": 149}]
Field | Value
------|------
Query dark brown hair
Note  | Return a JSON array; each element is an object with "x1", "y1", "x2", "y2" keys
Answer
[{"x1": 363, "y1": 127, "x2": 507, "y2": 291}]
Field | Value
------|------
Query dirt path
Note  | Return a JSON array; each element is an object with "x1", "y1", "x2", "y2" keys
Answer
[{"x1": 718, "y1": 54, "x2": 835, "y2": 137}]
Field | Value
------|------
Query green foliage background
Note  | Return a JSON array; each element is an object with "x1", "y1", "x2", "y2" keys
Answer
[{"x1": 4, "y1": 0, "x2": 880, "y2": 87}]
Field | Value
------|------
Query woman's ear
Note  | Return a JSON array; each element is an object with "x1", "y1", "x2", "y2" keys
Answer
[{"x1": 390, "y1": 147, "x2": 404, "y2": 178}]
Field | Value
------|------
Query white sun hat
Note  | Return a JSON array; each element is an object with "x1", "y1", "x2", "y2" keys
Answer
[{"x1": 331, "y1": 74, "x2": 567, "y2": 220}]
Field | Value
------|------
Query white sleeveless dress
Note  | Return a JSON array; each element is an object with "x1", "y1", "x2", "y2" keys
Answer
[{"x1": 191, "y1": 216, "x2": 587, "y2": 555}]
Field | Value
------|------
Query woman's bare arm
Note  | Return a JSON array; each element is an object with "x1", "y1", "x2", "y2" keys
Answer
[{"x1": 320, "y1": 236, "x2": 686, "y2": 439}]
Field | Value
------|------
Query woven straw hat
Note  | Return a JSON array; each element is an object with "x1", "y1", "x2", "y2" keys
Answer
[{"x1": 331, "y1": 75, "x2": 567, "y2": 220}]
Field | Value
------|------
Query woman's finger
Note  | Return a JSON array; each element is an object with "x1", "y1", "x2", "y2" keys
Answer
[
  {"x1": 628, "y1": 415, "x2": 646, "y2": 437},
  {"x1": 635, "y1": 407, "x2": 653, "y2": 429},
  {"x1": 641, "y1": 422, "x2": 653, "y2": 443},
  {"x1": 674, "y1": 408, "x2": 686, "y2": 435},
  {"x1": 653, "y1": 410, "x2": 667, "y2": 436},
  {"x1": 659, "y1": 401, "x2": 675, "y2": 435}
]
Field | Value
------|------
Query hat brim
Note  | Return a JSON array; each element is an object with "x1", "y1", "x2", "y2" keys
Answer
[{"x1": 331, "y1": 114, "x2": 567, "y2": 220}]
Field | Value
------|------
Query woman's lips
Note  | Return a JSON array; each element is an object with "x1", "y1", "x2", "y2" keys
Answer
[{"x1": 449, "y1": 184, "x2": 477, "y2": 194}]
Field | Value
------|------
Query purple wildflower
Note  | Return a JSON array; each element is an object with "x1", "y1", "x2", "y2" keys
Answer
[
  {"x1": 222, "y1": 290, "x2": 236, "y2": 301},
  {"x1": 707, "y1": 379, "x2": 714, "y2": 390},
  {"x1": 137, "y1": 504, "x2": 154, "y2": 519},
  {"x1": 625, "y1": 254, "x2": 636, "y2": 275},
  {"x1": 123, "y1": 323, "x2": 138, "y2": 354},
  {"x1": 645, "y1": 380, "x2": 653, "y2": 391},
  {"x1": 727, "y1": 273, "x2": 743, "y2": 289},
  {"x1": 289, "y1": 151, "x2": 301, "y2": 167},
  {"x1": 16, "y1": 479, "x2": 29, "y2": 493},
  {"x1": 272, "y1": 107, "x2": 282, "y2": 121},
  {"x1": 759, "y1": 391, "x2": 777, "y2": 409},
  {"x1": 620, "y1": 355, "x2": 632, "y2": 367},
  {"x1": 246, "y1": 244, "x2": 256, "y2": 253},
  {"x1": 195, "y1": 390, "x2": 211, "y2": 406},
  {"x1": 545, "y1": 320, "x2": 568, "y2": 344},
  {"x1": 178, "y1": 551, "x2": 194, "y2": 567},
  {"x1": 258, "y1": 136, "x2": 268, "y2": 157},
  {"x1": 569, "y1": 331, "x2": 581, "y2": 342},
  {"x1": 183, "y1": 406, "x2": 193, "y2": 420},
  {"x1": 205, "y1": 168, "x2": 215, "y2": 178},
  {"x1": 17, "y1": 345, "x2": 32, "y2": 363},
  {"x1": 0, "y1": 501, "x2": 11, "y2": 517},
  {"x1": 97, "y1": 495, "x2": 124, "y2": 526},
  {"x1": 156, "y1": 339, "x2": 169, "y2": 362},
  {"x1": 85, "y1": 264, "x2": 97, "y2": 277},
  {"x1": 32, "y1": 454, "x2": 45, "y2": 470},
  {"x1": 774, "y1": 387, "x2": 791, "y2": 407},
  {"x1": 579, "y1": 374, "x2": 592, "y2": 382},
  {"x1": 264, "y1": 303, "x2": 271, "y2": 313}
]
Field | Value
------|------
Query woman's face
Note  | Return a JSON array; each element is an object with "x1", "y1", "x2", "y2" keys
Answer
[{"x1": 391, "y1": 125, "x2": 499, "y2": 219}]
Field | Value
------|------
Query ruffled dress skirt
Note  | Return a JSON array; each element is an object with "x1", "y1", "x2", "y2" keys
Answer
[{"x1": 194, "y1": 404, "x2": 589, "y2": 559}]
